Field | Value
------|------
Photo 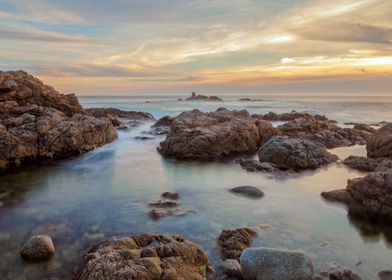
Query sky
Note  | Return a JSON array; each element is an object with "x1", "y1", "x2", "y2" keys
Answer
[{"x1": 0, "y1": 0, "x2": 391, "y2": 95}]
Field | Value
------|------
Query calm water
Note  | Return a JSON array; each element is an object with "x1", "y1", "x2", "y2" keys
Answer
[{"x1": 1, "y1": 95, "x2": 392, "y2": 279}]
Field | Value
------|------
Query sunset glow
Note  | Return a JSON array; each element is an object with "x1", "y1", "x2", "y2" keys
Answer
[{"x1": 0, "y1": 0, "x2": 391, "y2": 94}]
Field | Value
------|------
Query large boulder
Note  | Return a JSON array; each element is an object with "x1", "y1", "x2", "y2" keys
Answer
[
  {"x1": 258, "y1": 136, "x2": 338, "y2": 171},
  {"x1": 367, "y1": 123, "x2": 392, "y2": 158},
  {"x1": 73, "y1": 233, "x2": 210, "y2": 280},
  {"x1": 240, "y1": 247, "x2": 313, "y2": 280},
  {"x1": 158, "y1": 108, "x2": 274, "y2": 160},
  {"x1": 0, "y1": 71, "x2": 118, "y2": 171},
  {"x1": 342, "y1": 156, "x2": 392, "y2": 172},
  {"x1": 321, "y1": 171, "x2": 392, "y2": 224},
  {"x1": 20, "y1": 235, "x2": 55, "y2": 261}
]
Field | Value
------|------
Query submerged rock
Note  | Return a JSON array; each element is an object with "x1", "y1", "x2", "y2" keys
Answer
[
  {"x1": 240, "y1": 247, "x2": 313, "y2": 280},
  {"x1": 230, "y1": 186, "x2": 264, "y2": 198},
  {"x1": 321, "y1": 171, "x2": 392, "y2": 224},
  {"x1": 218, "y1": 226, "x2": 263, "y2": 261},
  {"x1": 258, "y1": 136, "x2": 338, "y2": 171},
  {"x1": 161, "y1": 192, "x2": 180, "y2": 200},
  {"x1": 367, "y1": 123, "x2": 392, "y2": 158},
  {"x1": 0, "y1": 71, "x2": 118, "y2": 171},
  {"x1": 20, "y1": 235, "x2": 55, "y2": 261},
  {"x1": 185, "y1": 91, "x2": 223, "y2": 101},
  {"x1": 316, "y1": 264, "x2": 362, "y2": 280},
  {"x1": 158, "y1": 108, "x2": 274, "y2": 160},
  {"x1": 73, "y1": 234, "x2": 210, "y2": 280}
]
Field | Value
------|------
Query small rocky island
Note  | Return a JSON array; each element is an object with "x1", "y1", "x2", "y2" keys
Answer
[{"x1": 185, "y1": 91, "x2": 223, "y2": 101}]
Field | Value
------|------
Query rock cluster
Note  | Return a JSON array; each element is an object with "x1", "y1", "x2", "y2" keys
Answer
[
  {"x1": 314, "y1": 263, "x2": 362, "y2": 280},
  {"x1": 148, "y1": 192, "x2": 195, "y2": 220},
  {"x1": 322, "y1": 171, "x2": 392, "y2": 224},
  {"x1": 258, "y1": 136, "x2": 338, "y2": 171},
  {"x1": 73, "y1": 233, "x2": 210, "y2": 280},
  {"x1": 0, "y1": 71, "x2": 118, "y2": 171},
  {"x1": 185, "y1": 91, "x2": 223, "y2": 101},
  {"x1": 158, "y1": 108, "x2": 273, "y2": 160},
  {"x1": 367, "y1": 123, "x2": 392, "y2": 158}
]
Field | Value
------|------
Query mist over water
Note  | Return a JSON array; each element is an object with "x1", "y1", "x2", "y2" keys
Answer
[{"x1": 1, "y1": 95, "x2": 392, "y2": 279}]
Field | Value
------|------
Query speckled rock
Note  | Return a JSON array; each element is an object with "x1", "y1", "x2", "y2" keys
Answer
[
  {"x1": 20, "y1": 235, "x2": 55, "y2": 261},
  {"x1": 240, "y1": 247, "x2": 313, "y2": 280}
]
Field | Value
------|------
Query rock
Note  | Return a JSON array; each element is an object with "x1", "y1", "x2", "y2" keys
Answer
[
  {"x1": 0, "y1": 71, "x2": 118, "y2": 172},
  {"x1": 161, "y1": 192, "x2": 180, "y2": 200},
  {"x1": 321, "y1": 171, "x2": 392, "y2": 224},
  {"x1": 240, "y1": 247, "x2": 313, "y2": 280},
  {"x1": 149, "y1": 115, "x2": 174, "y2": 135},
  {"x1": 158, "y1": 108, "x2": 274, "y2": 160},
  {"x1": 218, "y1": 227, "x2": 261, "y2": 261},
  {"x1": 20, "y1": 235, "x2": 55, "y2": 261},
  {"x1": 230, "y1": 186, "x2": 264, "y2": 198},
  {"x1": 185, "y1": 91, "x2": 223, "y2": 101},
  {"x1": 223, "y1": 259, "x2": 243, "y2": 278},
  {"x1": 353, "y1": 123, "x2": 376, "y2": 134},
  {"x1": 149, "y1": 200, "x2": 179, "y2": 208},
  {"x1": 134, "y1": 136, "x2": 155, "y2": 140},
  {"x1": 323, "y1": 264, "x2": 362, "y2": 280},
  {"x1": 148, "y1": 209, "x2": 166, "y2": 220},
  {"x1": 342, "y1": 156, "x2": 392, "y2": 172},
  {"x1": 73, "y1": 234, "x2": 210, "y2": 280},
  {"x1": 367, "y1": 123, "x2": 392, "y2": 158},
  {"x1": 235, "y1": 158, "x2": 280, "y2": 173},
  {"x1": 379, "y1": 270, "x2": 392, "y2": 280},
  {"x1": 258, "y1": 136, "x2": 338, "y2": 171},
  {"x1": 258, "y1": 111, "x2": 330, "y2": 122}
]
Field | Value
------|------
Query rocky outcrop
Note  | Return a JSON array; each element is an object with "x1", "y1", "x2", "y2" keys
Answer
[
  {"x1": 276, "y1": 117, "x2": 371, "y2": 149},
  {"x1": 20, "y1": 235, "x2": 55, "y2": 261},
  {"x1": 352, "y1": 123, "x2": 376, "y2": 134},
  {"x1": 158, "y1": 108, "x2": 274, "y2": 160},
  {"x1": 258, "y1": 111, "x2": 330, "y2": 122},
  {"x1": 343, "y1": 156, "x2": 392, "y2": 172},
  {"x1": 321, "y1": 171, "x2": 392, "y2": 224},
  {"x1": 367, "y1": 123, "x2": 392, "y2": 158},
  {"x1": 185, "y1": 91, "x2": 223, "y2": 101},
  {"x1": 85, "y1": 107, "x2": 154, "y2": 128},
  {"x1": 149, "y1": 115, "x2": 174, "y2": 135},
  {"x1": 218, "y1": 226, "x2": 263, "y2": 261},
  {"x1": 230, "y1": 186, "x2": 264, "y2": 198},
  {"x1": 240, "y1": 247, "x2": 313, "y2": 280},
  {"x1": 73, "y1": 233, "x2": 210, "y2": 280},
  {"x1": 0, "y1": 71, "x2": 118, "y2": 171},
  {"x1": 258, "y1": 136, "x2": 338, "y2": 171}
]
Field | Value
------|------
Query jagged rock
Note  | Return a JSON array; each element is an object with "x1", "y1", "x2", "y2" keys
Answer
[
  {"x1": 73, "y1": 234, "x2": 210, "y2": 280},
  {"x1": 0, "y1": 71, "x2": 118, "y2": 171},
  {"x1": 258, "y1": 136, "x2": 338, "y2": 171},
  {"x1": 353, "y1": 123, "x2": 376, "y2": 134},
  {"x1": 230, "y1": 186, "x2": 264, "y2": 198},
  {"x1": 20, "y1": 235, "x2": 55, "y2": 261},
  {"x1": 218, "y1": 226, "x2": 262, "y2": 261},
  {"x1": 343, "y1": 156, "x2": 380, "y2": 172},
  {"x1": 367, "y1": 123, "x2": 392, "y2": 158},
  {"x1": 149, "y1": 115, "x2": 174, "y2": 135},
  {"x1": 158, "y1": 108, "x2": 274, "y2": 160},
  {"x1": 258, "y1": 111, "x2": 330, "y2": 122},
  {"x1": 321, "y1": 171, "x2": 392, "y2": 224},
  {"x1": 240, "y1": 247, "x2": 313, "y2": 280},
  {"x1": 186, "y1": 91, "x2": 223, "y2": 101}
]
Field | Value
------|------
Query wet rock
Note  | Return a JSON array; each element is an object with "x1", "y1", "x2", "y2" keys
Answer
[
  {"x1": 73, "y1": 233, "x2": 210, "y2": 280},
  {"x1": 158, "y1": 108, "x2": 274, "y2": 160},
  {"x1": 223, "y1": 259, "x2": 243, "y2": 278},
  {"x1": 148, "y1": 209, "x2": 166, "y2": 220},
  {"x1": 186, "y1": 91, "x2": 223, "y2": 101},
  {"x1": 258, "y1": 111, "x2": 330, "y2": 122},
  {"x1": 258, "y1": 136, "x2": 338, "y2": 171},
  {"x1": 0, "y1": 71, "x2": 118, "y2": 171},
  {"x1": 161, "y1": 192, "x2": 180, "y2": 200},
  {"x1": 342, "y1": 156, "x2": 392, "y2": 172},
  {"x1": 149, "y1": 115, "x2": 174, "y2": 135},
  {"x1": 20, "y1": 235, "x2": 55, "y2": 261},
  {"x1": 134, "y1": 136, "x2": 155, "y2": 140},
  {"x1": 240, "y1": 247, "x2": 313, "y2": 280},
  {"x1": 321, "y1": 171, "x2": 392, "y2": 224},
  {"x1": 379, "y1": 270, "x2": 392, "y2": 280},
  {"x1": 235, "y1": 158, "x2": 280, "y2": 173},
  {"x1": 367, "y1": 123, "x2": 392, "y2": 158},
  {"x1": 320, "y1": 264, "x2": 362, "y2": 280},
  {"x1": 353, "y1": 123, "x2": 376, "y2": 134},
  {"x1": 149, "y1": 200, "x2": 179, "y2": 208},
  {"x1": 218, "y1": 226, "x2": 262, "y2": 261},
  {"x1": 85, "y1": 107, "x2": 154, "y2": 121},
  {"x1": 230, "y1": 186, "x2": 264, "y2": 198}
]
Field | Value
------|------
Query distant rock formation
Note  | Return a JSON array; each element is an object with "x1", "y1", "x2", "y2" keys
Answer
[
  {"x1": 185, "y1": 91, "x2": 223, "y2": 101},
  {"x1": 0, "y1": 70, "x2": 118, "y2": 171}
]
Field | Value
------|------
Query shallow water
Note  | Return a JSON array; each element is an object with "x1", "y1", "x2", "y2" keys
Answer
[{"x1": 1, "y1": 95, "x2": 392, "y2": 279}]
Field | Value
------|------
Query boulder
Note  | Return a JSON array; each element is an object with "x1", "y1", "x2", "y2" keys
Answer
[
  {"x1": 20, "y1": 235, "x2": 55, "y2": 261},
  {"x1": 321, "y1": 171, "x2": 392, "y2": 224},
  {"x1": 230, "y1": 186, "x2": 264, "y2": 198},
  {"x1": 218, "y1": 227, "x2": 262, "y2": 261},
  {"x1": 353, "y1": 123, "x2": 376, "y2": 134},
  {"x1": 0, "y1": 71, "x2": 118, "y2": 171},
  {"x1": 223, "y1": 259, "x2": 243, "y2": 278},
  {"x1": 258, "y1": 136, "x2": 338, "y2": 171},
  {"x1": 258, "y1": 111, "x2": 330, "y2": 122},
  {"x1": 158, "y1": 108, "x2": 274, "y2": 160},
  {"x1": 367, "y1": 123, "x2": 392, "y2": 158},
  {"x1": 149, "y1": 115, "x2": 174, "y2": 135},
  {"x1": 240, "y1": 247, "x2": 313, "y2": 280},
  {"x1": 235, "y1": 158, "x2": 280, "y2": 173},
  {"x1": 73, "y1": 234, "x2": 210, "y2": 280},
  {"x1": 343, "y1": 156, "x2": 379, "y2": 172},
  {"x1": 185, "y1": 91, "x2": 223, "y2": 101}
]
